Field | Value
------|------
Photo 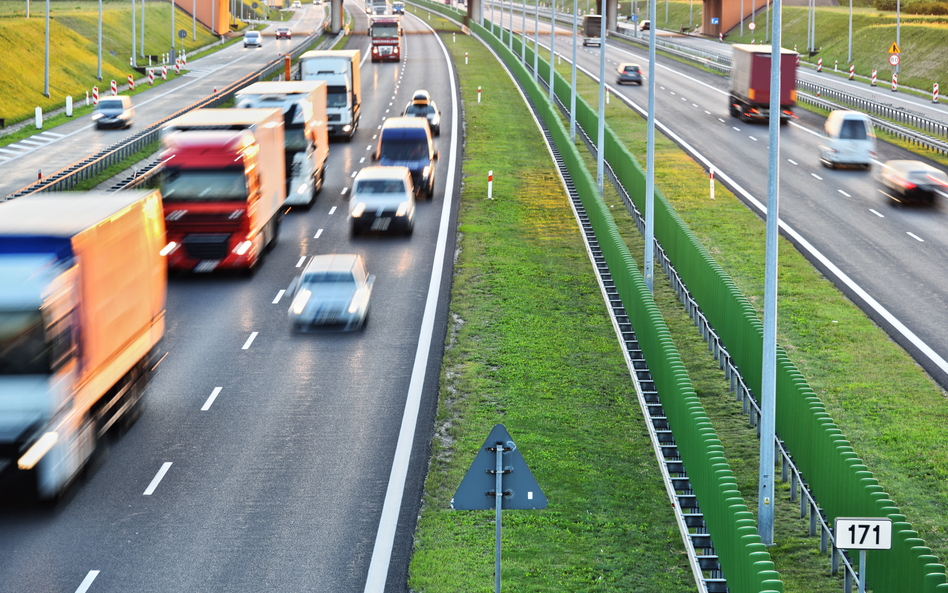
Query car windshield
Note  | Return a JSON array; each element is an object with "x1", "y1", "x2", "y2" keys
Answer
[
  {"x1": 379, "y1": 139, "x2": 427, "y2": 161},
  {"x1": 405, "y1": 104, "x2": 435, "y2": 116},
  {"x1": 839, "y1": 118, "x2": 869, "y2": 140},
  {"x1": 327, "y1": 86, "x2": 348, "y2": 108},
  {"x1": 372, "y1": 23, "x2": 399, "y2": 37},
  {"x1": 245, "y1": 32, "x2": 259, "y2": 39},
  {"x1": 0, "y1": 311, "x2": 50, "y2": 375},
  {"x1": 303, "y1": 272, "x2": 355, "y2": 285},
  {"x1": 162, "y1": 168, "x2": 248, "y2": 201},
  {"x1": 98, "y1": 98, "x2": 125, "y2": 110},
  {"x1": 624, "y1": 66, "x2": 639, "y2": 73},
  {"x1": 285, "y1": 124, "x2": 308, "y2": 152},
  {"x1": 355, "y1": 179, "x2": 407, "y2": 194}
]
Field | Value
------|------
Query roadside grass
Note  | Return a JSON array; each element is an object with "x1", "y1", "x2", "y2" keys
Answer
[
  {"x1": 408, "y1": 30, "x2": 696, "y2": 593},
  {"x1": 0, "y1": 1, "x2": 222, "y2": 125},
  {"x1": 551, "y1": 40, "x2": 948, "y2": 577}
]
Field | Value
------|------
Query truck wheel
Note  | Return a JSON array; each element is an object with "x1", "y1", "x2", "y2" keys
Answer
[{"x1": 266, "y1": 218, "x2": 280, "y2": 252}]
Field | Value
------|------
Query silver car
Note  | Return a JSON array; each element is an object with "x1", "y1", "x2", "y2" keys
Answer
[
  {"x1": 289, "y1": 254, "x2": 375, "y2": 331},
  {"x1": 244, "y1": 31, "x2": 262, "y2": 48},
  {"x1": 349, "y1": 166, "x2": 416, "y2": 235}
]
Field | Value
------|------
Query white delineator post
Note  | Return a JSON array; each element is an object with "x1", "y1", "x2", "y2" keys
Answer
[
  {"x1": 35, "y1": 107, "x2": 43, "y2": 130},
  {"x1": 66, "y1": 96, "x2": 73, "y2": 117},
  {"x1": 465, "y1": 52, "x2": 468, "y2": 64},
  {"x1": 478, "y1": 86, "x2": 482, "y2": 103},
  {"x1": 487, "y1": 170, "x2": 493, "y2": 199}
]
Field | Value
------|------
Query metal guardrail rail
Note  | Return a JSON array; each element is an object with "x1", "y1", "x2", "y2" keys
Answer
[{"x1": 3, "y1": 27, "x2": 334, "y2": 201}]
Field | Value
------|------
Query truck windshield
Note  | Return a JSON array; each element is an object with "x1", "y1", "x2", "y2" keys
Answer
[
  {"x1": 372, "y1": 24, "x2": 399, "y2": 38},
  {"x1": 327, "y1": 86, "x2": 348, "y2": 109},
  {"x1": 0, "y1": 311, "x2": 50, "y2": 375},
  {"x1": 379, "y1": 139, "x2": 427, "y2": 161},
  {"x1": 286, "y1": 123, "x2": 308, "y2": 152},
  {"x1": 162, "y1": 168, "x2": 248, "y2": 201}
]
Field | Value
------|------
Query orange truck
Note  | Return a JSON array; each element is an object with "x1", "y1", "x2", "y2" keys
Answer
[
  {"x1": 0, "y1": 191, "x2": 167, "y2": 499},
  {"x1": 159, "y1": 108, "x2": 286, "y2": 273}
]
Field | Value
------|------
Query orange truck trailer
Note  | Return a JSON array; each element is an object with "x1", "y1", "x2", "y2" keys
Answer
[
  {"x1": 0, "y1": 191, "x2": 167, "y2": 499},
  {"x1": 159, "y1": 108, "x2": 286, "y2": 273}
]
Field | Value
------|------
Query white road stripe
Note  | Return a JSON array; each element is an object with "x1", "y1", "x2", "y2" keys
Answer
[
  {"x1": 838, "y1": 189, "x2": 851, "y2": 197},
  {"x1": 16, "y1": 139, "x2": 48, "y2": 147},
  {"x1": 329, "y1": 206, "x2": 337, "y2": 214},
  {"x1": 717, "y1": 117, "x2": 725, "y2": 123},
  {"x1": 0, "y1": 148, "x2": 22, "y2": 155},
  {"x1": 315, "y1": 228, "x2": 323, "y2": 238},
  {"x1": 749, "y1": 136, "x2": 758, "y2": 141},
  {"x1": 870, "y1": 209, "x2": 884, "y2": 217},
  {"x1": 366, "y1": 144, "x2": 373, "y2": 150},
  {"x1": 788, "y1": 159, "x2": 798, "y2": 165},
  {"x1": 143, "y1": 462, "x2": 172, "y2": 495},
  {"x1": 732, "y1": 126, "x2": 740, "y2": 131},
  {"x1": 811, "y1": 173, "x2": 823, "y2": 180},
  {"x1": 351, "y1": 171, "x2": 357, "y2": 177},
  {"x1": 296, "y1": 256, "x2": 306, "y2": 267},
  {"x1": 37, "y1": 131, "x2": 64, "y2": 138},
  {"x1": 360, "y1": 157, "x2": 366, "y2": 163},
  {"x1": 341, "y1": 187, "x2": 348, "y2": 195},
  {"x1": 241, "y1": 332, "x2": 258, "y2": 350},
  {"x1": 272, "y1": 290, "x2": 286, "y2": 304},
  {"x1": 201, "y1": 387, "x2": 223, "y2": 411},
  {"x1": 705, "y1": 110, "x2": 711, "y2": 114},
  {"x1": 75, "y1": 571, "x2": 100, "y2": 593},
  {"x1": 908, "y1": 232, "x2": 924, "y2": 242}
]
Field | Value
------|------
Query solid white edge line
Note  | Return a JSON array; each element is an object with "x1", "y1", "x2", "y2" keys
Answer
[
  {"x1": 362, "y1": 13, "x2": 458, "y2": 592},
  {"x1": 143, "y1": 462, "x2": 172, "y2": 495},
  {"x1": 560, "y1": 50, "x2": 948, "y2": 381},
  {"x1": 75, "y1": 571, "x2": 100, "y2": 593},
  {"x1": 241, "y1": 332, "x2": 258, "y2": 350},
  {"x1": 201, "y1": 387, "x2": 223, "y2": 411},
  {"x1": 908, "y1": 232, "x2": 924, "y2": 242}
]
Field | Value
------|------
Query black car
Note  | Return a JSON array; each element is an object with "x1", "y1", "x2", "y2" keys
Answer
[
  {"x1": 402, "y1": 90, "x2": 441, "y2": 136},
  {"x1": 616, "y1": 63, "x2": 643, "y2": 85},
  {"x1": 880, "y1": 160, "x2": 948, "y2": 205}
]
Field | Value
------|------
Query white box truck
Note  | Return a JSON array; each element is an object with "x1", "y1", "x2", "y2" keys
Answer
[
  {"x1": 582, "y1": 15, "x2": 602, "y2": 47},
  {"x1": 299, "y1": 49, "x2": 362, "y2": 140},
  {"x1": 0, "y1": 191, "x2": 167, "y2": 499},
  {"x1": 236, "y1": 81, "x2": 330, "y2": 208}
]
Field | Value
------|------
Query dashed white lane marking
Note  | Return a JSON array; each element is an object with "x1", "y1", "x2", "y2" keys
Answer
[
  {"x1": 366, "y1": 144, "x2": 372, "y2": 150},
  {"x1": 732, "y1": 126, "x2": 740, "y2": 132},
  {"x1": 351, "y1": 171, "x2": 358, "y2": 177},
  {"x1": 360, "y1": 157, "x2": 365, "y2": 163},
  {"x1": 838, "y1": 189, "x2": 851, "y2": 197},
  {"x1": 296, "y1": 256, "x2": 306, "y2": 267},
  {"x1": 143, "y1": 462, "x2": 172, "y2": 495},
  {"x1": 718, "y1": 118, "x2": 726, "y2": 123},
  {"x1": 908, "y1": 232, "x2": 924, "y2": 242},
  {"x1": 705, "y1": 110, "x2": 711, "y2": 114},
  {"x1": 329, "y1": 206, "x2": 337, "y2": 214},
  {"x1": 75, "y1": 571, "x2": 100, "y2": 593},
  {"x1": 315, "y1": 228, "x2": 323, "y2": 238},
  {"x1": 373, "y1": 134, "x2": 378, "y2": 139},
  {"x1": 242, "y1": 332, "x2": 258, "y2": 350},
  {"x1": 670, "y1": 91, "x2": 676, "y2": 95},
  {"x1": 788, "y1": 159, "x2": 798, "y2": 165},
  {"x1": 385, "y1": 109, "x2": 390, "y2": 113},
  {"x1": 870, "y1": 209, "x2": 884, "y2": 218},
  {"x1": 272, "y1": 290, "x2": 286, "y2": 304},
  {"x1": 201, "y1": 387, "x2": 223, "y2": 411},
  {"x1": 341, "y1": 188, "x2": 348, "y2": 195},
  {"x1": 749, "y1": 136, "x2": 758, "y2": 141},
  {"x1": 811, "y1": 173, "x2": 823, "y2": 180},
  {"x1": 692, "y1": 103, "x2": 699, "y2": 108}
]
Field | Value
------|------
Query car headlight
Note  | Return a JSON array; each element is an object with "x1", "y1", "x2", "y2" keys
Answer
[
  {"x1": 290, "y1": 288, "x2": 311, "y2": 315},
  {"x1": 92, "y1": 113, "x2": 103, "y2": 120},
  {"x1": 348, "y1": 289, "x2": 364, "y2": 313},
  {"x1": 422, "y1": 165, "x2": 431, "y2": 179},
  {"x1": 351, "y1": 202, "x2": 366, "y2": 217},
  {"x1": 297, "y1": 183, "x2": 308, "y2": 194},
  {"x1": 233, "y1": 240, "x2": 253, "y2": 256},
  {"x1": 396, "y1": 201, "x2": 410, "y2": 217}
]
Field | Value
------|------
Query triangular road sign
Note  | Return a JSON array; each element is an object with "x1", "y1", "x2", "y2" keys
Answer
[
  {"x1": 889, "y1": 41, "x2": 901, "y2": 54},
  {"x1": 452, "y1": 424, "x2": 547, "y2": 510}
]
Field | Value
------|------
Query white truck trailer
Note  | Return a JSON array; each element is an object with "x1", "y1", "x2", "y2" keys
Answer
[{"x1": 299, "y1": 49, "x2": 362, "y2": 140}]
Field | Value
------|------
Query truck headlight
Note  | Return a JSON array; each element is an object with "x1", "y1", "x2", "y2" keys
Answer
[
  {"x1": 234, "y1": 240, "x2": 253, "y2": 256},
  {"x1": 396, "y1": 201, "x2": 410, "y2": 217},
  {"x1": 351, "y1": 202, "x2": 366, "y2": 217},
  {"x1": 422, "y1": 165, "x2": 431, "y2": 179},
  {"x1": 297, "y1": 183, "x2": 309, "y2": 194},
  {"x1": 343, "y1": 124, "x2": 352, "y2": 132},
  {"x1": 290, "y1": 288, "x2": 311, "y2": 315}
]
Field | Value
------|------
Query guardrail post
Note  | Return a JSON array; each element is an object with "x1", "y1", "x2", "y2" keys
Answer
[
  {"x1": 781, "y1": 452, "x2": 788, "y2": 482},
  {"x1": 809, "y1": 502, "x2": 817, "y2": 536},
  {"x1": 844, "y1": 561, "x2": 853, "y2": 593},
  {"x1": 800, "y1": 485, "x2": 807, "y2": 517},
  {"x1": 820, "y1": 522, "x2": 828, "y2": 553},
  {"x1": 832, "y1": 541, "x2": 839, "y2": 575},
  {"x1": 790, "y1": 469, "x2": 797, "y2": 500}
]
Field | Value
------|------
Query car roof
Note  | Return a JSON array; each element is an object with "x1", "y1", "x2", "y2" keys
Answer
[
  {"x1": 411, "y1": 90, "x2": 431, "y2": 102},
  {"x1": 619, "y1": 63, "x2": 641, "y2": 69},
  {"x1": 304, "y1": 253, "x2": 362, "y2": 275},
  {"x1": 381, "y1": 117, "x2": 430, "y2": 131},
  {"x1": 355, "y1": 165, "x2": 412, "y2": 181}
]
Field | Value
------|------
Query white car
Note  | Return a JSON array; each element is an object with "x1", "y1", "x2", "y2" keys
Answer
[
  {"x1": 819, "y1": 110, "x2": 876, "y2": 170},
  {"x1": 289, "y1": 254, "x2": 375, "y2": 331},
  {"x1": 349, "y1": 166, "x2": 416, "y2": 236},
  {"x1": 292, "y1": 0, "x2": 302, "y2": 7}
]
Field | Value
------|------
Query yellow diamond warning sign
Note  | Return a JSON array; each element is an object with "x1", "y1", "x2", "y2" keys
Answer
[{"x1": 889, "y1": 41, "x2": 901, "y2": 54}]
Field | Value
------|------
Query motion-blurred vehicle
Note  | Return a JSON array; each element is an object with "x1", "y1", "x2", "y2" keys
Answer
[
  {"x1": 729, "y1": 44, "x2": 797, "y2": 123},
  {"x1": 299, "y1": 50, "x2": 362, "y2": 139},
  {"x1": 349, "y1": 166, "x2": 416, "y2": 235},
  {"x1": 640, "y1": 19, "x2": 650, "y2": 30},
  {"x1": 289, "y1": 254, "x2": 375, "y2": 331},
  {"x1": 616, "y1": 63, "x2": 643, "y2": 85},
  {"x1": 0, "y1": 191, "x2": 166, "y2": 499},
  {"x1": 582, "y1": 14, "x2": 602, "y2": 47},
  {"x1": 819, "y1": 110, "x2": 876, "y2": 169},
  {"x1": 276, "y1": 27, "x2": 292, "y2": 39},
  {"x1": 369, "y1": 16, "x2": 402, "y2": 62},
  {"x1": 393, "y1": 1, "x2": 405, "y2": 13},
  {"x1": 402, "y1": 90, "x2": 441, "y2": 136},
  {"x1": 244, "y1": 31, "x2": 262, "y2": 48},
  {"x1": 880, "y1": 160, "x2": 948, "y2": 205},
  {"x1": 93, "y1": 96, "x2": 134, "y2": 129},
  {"x1": 291, "y1": 0, "x2": 302, "y2": 7},
  {"x1": 376, "y1": 117, "x2": 438, "y2": 198}
]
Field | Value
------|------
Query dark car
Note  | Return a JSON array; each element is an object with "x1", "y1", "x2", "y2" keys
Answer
[
  {"x1": 276, "y1": 27, "x2": 292, "y2": 39},
  {"x1": 93, "y1": 96, "x2": 134, "y2": 129},
  {"x1": 880, "y1": 160, "x2": 948, "y2": 205},
  {"x1": 375, "y1": 117, "x2": 438, "y2": 198},
  {"x1": 402, "y1": 90, "x2": 441, "y2": 136},
  {"x1": 616, "y1": 63, "x2": 643, "y2": 86}
]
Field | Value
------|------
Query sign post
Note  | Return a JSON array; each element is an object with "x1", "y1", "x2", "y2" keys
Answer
[
  {"x1": 834, "y1": 517, "x2": 892, "y2": 593},
  {"x1": 452, "y1": 424, "x2": 547, "y2": 593}
]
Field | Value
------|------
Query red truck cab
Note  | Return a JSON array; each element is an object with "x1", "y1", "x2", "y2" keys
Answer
[{"x1": 369, "y1": 17, "x2": 401, "y2": 62}]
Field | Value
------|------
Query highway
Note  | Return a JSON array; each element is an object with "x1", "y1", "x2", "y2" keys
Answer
[
  {"x1": 0, "y1": 4, "x2": 460, "y2": 593},
  {"x1": 483, "y1": 8, "x2": 948, "y2": 389}
]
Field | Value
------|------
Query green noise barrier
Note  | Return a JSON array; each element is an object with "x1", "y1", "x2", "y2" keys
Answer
[
  {"x1": 450, "y1": 8, "x2": 948, "y2": 592},
  {"x1": 415, "y1": 3, "x2": 784, "y2": 591}
]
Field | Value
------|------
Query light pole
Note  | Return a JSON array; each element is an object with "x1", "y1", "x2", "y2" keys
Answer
[
  {"x1": 44, "y1": 0, "x2": 49, "y2": 97},
  {"x1": 193, "y1": 0, "x2": 196, "y2": 39},
  {"x1": 141, "y1": 0, "x2": 145, "y2": 57},
  {"x1": 97, "y1": 0, "x2": 102, "y2": 80},
  {"x1": 596, "y1": 0, "x2": 605, "y2": 195},
  {"x1": 132, "y1": 0, "x2": 136, "y2": 68},
  {"x1": 570, "y1": 0, "x2": 577, "y2": 140},
  {"x1": 534, "y1": 0, "x2": 539, "y2": 82},
  {"x1": 645, "y1": 0, "x2": 656, "y2": 292},
  {"x1": 848, "y1": 0, "x2": 852, "y2": 62},
  {"x1": 895, "y1": 0, "x2": 900, "y2": 74}
]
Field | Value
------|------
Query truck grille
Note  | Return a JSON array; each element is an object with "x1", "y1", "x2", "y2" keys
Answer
[
  {"x1": 183, "y1": 234, "x2": 231, "y2": 260},
  {"x1": 328, "y1": 114, "x2": 341, "y2": 122}
]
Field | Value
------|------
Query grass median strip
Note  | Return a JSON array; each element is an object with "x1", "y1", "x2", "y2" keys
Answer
[
  {"x1": 550, "y1": 42, "x2": 948, "y2": 586},
  {"x1": 408, "y1": 28, "x2": 696, "y2": 593}
]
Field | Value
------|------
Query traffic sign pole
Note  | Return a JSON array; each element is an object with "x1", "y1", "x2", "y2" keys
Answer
[{"x1": 493, "y1": 441, "x2": 502, "y2": 593}]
